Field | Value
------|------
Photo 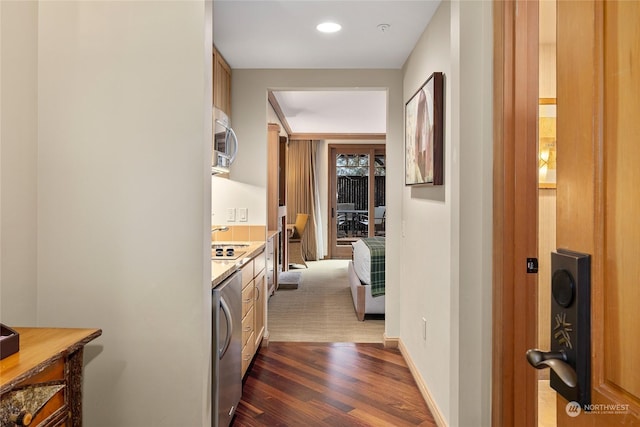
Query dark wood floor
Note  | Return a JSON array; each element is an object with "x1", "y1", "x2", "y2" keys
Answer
[{"x1": 233, "y1": 342, "x2": 436, "y2": 426}]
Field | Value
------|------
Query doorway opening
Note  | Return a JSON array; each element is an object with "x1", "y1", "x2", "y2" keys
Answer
[
  {"x1": 267, "y1": 89, "x2": 388, "y2": 343},
  {"x1": 537, "y1": 0, "x2": 557, "y2": 425},
  {"x1": 328, "y1": 144, "x2": 386, "y2": 259}
]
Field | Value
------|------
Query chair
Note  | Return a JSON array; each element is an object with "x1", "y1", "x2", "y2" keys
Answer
[
  {"x1": 357, "y1": 213, "x2": 369, "y2": 236},
  {"x1": 337, "y1": 213, "x2": 347, "y2": 238},
  {"x1": 357, "y1": 206, "x2": 386, "y2": 236},
  {"x1": 337, "y1": 203, "x2": 355, "y2": 236},
  {"x1": 288, "y1": 213, "x2": 309, "y2": 268}
]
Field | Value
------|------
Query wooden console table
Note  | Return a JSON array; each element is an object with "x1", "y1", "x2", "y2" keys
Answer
[{"x1": 1, "y1": 328, "x2": 102, "y2": 427}]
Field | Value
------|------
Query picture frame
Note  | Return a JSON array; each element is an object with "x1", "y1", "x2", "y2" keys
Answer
[
  {"x1": 538, "y1": 98, "x2": 556, "y2": 188},
  {"x1": 405, "y1": 71, "x2": 444, "y2": 186}
]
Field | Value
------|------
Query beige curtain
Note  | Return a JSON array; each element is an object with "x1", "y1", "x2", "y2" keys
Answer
[{"x1": 286, "y1": 140, "x2": 318, "y2": 261}]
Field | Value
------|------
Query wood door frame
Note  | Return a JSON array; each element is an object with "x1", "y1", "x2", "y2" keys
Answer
[
  {"x1": 492, "y1": 0, "x2": 539, "y2": 426},
  {"x1": 328, "y1": 144, "x2": 385, "y2": 259}
]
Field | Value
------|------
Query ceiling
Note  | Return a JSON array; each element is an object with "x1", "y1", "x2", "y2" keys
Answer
[
  {"x1": 271, "y1": 90, "x2": 387, "y2": 135},
  {"x1": 213, "y1": 0, "x2": 441, "y2": 135},
  {"x1": 213, "y1": 1, "x2": 441, "y2": 70},
  {"x1": 214, "y1": 1, "x2": 555, "y2": 135}
]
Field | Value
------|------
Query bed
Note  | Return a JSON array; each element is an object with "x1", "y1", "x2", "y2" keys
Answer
[{"x1": 349, "y1": 237, "x2": 385, "y2": 321}]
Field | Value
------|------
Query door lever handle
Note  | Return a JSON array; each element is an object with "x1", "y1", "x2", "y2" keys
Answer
[{"x1": 526, "y1": 349, "x2": 578, "y2": 388}]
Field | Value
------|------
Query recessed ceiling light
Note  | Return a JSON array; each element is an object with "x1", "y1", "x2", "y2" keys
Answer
[{"x1": 316, "y1": 22, "x2": 342, "y2": 33}]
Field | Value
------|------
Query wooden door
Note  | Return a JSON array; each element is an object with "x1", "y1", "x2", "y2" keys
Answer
[{"x1": 556, "y1": 0, "x2": 640, "y2": 424}]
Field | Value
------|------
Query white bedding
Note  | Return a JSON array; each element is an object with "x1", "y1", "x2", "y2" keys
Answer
[{"x1": 351, "y1": 239, "x2": 372, "y2": 285}]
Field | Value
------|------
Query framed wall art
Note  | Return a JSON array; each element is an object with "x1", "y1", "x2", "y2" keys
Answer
[{"x1": 405, "y1": 71, "x2": 444, "y2": 186}]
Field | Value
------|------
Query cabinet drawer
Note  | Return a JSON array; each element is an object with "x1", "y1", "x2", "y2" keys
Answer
[
  {"x1": 242, "y1": 307, "x2": 254, "y2": 347},
  {"x1": 241, "y1": 260, "x2": 254, "y2": 288},
  {"x1": 253, "y1": 250, "x2": 266, "y2": 275},
  {"x1": 241, "y1": 334, "x2": 255, "y2": 376},
  {"x1": 241, "y1": 283, "x2": 254, "y2": 317}
]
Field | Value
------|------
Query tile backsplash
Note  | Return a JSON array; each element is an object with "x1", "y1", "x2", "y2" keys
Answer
[{"x1": 211, "y1": 225, "x2": 266, "y2": 242}]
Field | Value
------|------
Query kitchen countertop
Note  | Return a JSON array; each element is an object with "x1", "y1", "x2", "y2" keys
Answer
[
  {"x1": 211, "y1": 241, "x2": 266, "y2": 288},
  {"x1": 267, "y1": 230, "x2": 278, "y2": 240}
]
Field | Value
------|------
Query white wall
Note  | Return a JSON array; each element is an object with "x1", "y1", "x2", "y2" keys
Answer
[
  {"x1": 2, "y1": 1, "x2": 213, "y2": 426},
  {"x1": 402, "y1": 2, "x2": 453, "y2": 420},
  {"x1": 452, "y1": 2, "x2": 493, "y2": 425},
  {"x1": 0, "y1": 0, "x2": 39, "y2": 325},
  {"x1": 400, "y1": 1, "x2": 492, "y2": 426},
  {"x1": 230, "y1": 69, "x2": 403, "y2": 337},
  {"x1": 211, "y1": 177, "x2": 265, "y2": 226}
]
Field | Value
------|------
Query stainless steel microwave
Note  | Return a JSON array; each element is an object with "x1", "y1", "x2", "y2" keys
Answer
[{"x1": 212, "y1": 108, "x2": 238, "y2": 175}]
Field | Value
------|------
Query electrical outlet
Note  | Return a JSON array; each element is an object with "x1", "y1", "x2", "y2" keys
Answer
[
  {"x1": 238, "y1": 208, "x2": 248, "y2": 222},
  {"x1": 227, "y1": 208, "x2": 236, "y2": 222},
  {"x1": 422, "y1": 317, "x2": 427, "y2": 341}
]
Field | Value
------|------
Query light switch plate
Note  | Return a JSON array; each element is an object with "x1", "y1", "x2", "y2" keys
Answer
[
  {"x1": 227, "y1": 208, "x2": 236, "y2": 222},
  {"x1": 238, "y1": 208, "x2": 248, "y2": 222}
]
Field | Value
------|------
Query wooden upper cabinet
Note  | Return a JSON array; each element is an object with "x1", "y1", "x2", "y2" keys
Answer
[{"x1": 213, "y1": 47, "x2": 232, "y2": 117}]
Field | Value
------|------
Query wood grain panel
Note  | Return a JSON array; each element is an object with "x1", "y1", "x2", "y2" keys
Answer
[
  {"x1": 241, "y1": 284, "x2": 253, "y2": 318},
  {"x1": 253, "y1": 270, "x2": 266, "y2": 350},
  {"x1": 213, "y1": 47, "x2": 231, "y2": 116},
  {"x1": 241, "y1": 260, "x2": 254, "y2": 289},
  {"x1": 236, "y1": 342, "x2": 436, "y2": 426},
  {"x1": 267, "y1": 123, "x2": 281, "y2": 232},
  {"x1": 1, "y1": 328, "x2": 101, "y2": 393},
  {"x1": 556, "y1": 0, "x2": 640, "y2": 424},
  {"x1": 556, "y1": 1, "x2": 600, "y2": 424},
  {"x1": 242, "y1": 307, "x2": 254, "y2": 349},
  {"x1": 242, "y1": 332, "x2": 255, "y2": 378},
  {"x1": 492, "y1": 0, "x2": 539, "y2": 425},
  {"x1": 603, "y1": 0, "x2": 640, "y2": 402},
  {"x1": 1, "y1": 329, "x2": 100, "y2": 427}
]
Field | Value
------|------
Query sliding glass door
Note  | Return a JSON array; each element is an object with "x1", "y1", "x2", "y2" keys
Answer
[{"x1": 329, "y1": 144, "x2": 385, "y2": 258}]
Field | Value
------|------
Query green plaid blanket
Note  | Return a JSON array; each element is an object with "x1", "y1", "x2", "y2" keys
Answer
[{"x1": 362, "y1": 237, "x2": 386, "y2": 297}]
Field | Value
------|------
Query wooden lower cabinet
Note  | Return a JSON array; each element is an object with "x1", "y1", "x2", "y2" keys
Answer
[
  {"x1": 241, "y1": 331, "x2": 255, "y2": 376},
  {"x1": 253, "y1": 270, "x2": 266, "y2": 351},
  {"x1": 0, "y1": 328, "x2": 101, "y2": 427},
  {"x1": 240, "y1": 249, "x2": 267, "y2": 377}
]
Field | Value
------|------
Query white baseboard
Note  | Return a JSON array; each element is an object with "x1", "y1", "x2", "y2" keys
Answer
[{"x1": 398, "y1": 339, "x2": 448, "y2": 427}]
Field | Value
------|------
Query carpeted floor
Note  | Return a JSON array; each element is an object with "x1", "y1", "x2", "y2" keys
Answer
[{"x1": 268, "y1": 259, "x2": 385, "y2": 342}]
